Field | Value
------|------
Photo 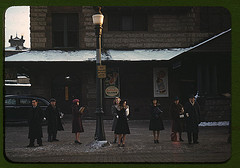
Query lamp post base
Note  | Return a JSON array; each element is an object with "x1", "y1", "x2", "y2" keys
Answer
[{"x1": 94, "y1": 109, "x2": 106, "y2": 141}]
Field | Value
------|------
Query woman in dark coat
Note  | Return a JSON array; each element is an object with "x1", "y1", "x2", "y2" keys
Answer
[
  {"x1": 45, "y1": 98, "x2": 64, "y2": 142},
  {"x1": 184, "y1": 94, "x2": 201, "y2": 144},
  {"x1": 114, "y1": 100, "x2": 130, "y2": 147},
  {"x1": 169, "y1": 96, "x2": 185, "y2": 142},
  {"x1": 149, "y1": 98, "x2": 164, "y2": 143},
  {"x1": 72, "y1": 99, "x2": 85, "y2": 144},
  {"x1": 111, "y1": 97, "x2": 121, "y2": 143},
  {"x1": 27, "y1": 99, "x2": 44, "y2": 147}
]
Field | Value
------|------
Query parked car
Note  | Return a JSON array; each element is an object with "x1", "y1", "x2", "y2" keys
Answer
[{"x1": 5, "y1": 95, "x2": 51, "y2": 124}]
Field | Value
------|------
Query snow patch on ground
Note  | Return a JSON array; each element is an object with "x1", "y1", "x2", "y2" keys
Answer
[
  {"x1": 199, "y1": 121, "x2": 229, "y2": 127},
  {"x1": 85, "y1": 140, "x2": 111, "y2": 152}
]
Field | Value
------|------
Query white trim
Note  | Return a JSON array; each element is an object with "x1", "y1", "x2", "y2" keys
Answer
[{"x1": 5, "y1": 83, "x2": 31, "y2": 87}]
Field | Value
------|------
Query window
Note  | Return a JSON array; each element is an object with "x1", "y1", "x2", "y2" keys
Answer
[
  {"x1": 19, "y1": 99, "x2": 32, "y2": 105},
  {"x1": 108, "y1": 12, "x2": 147, "y2": 31},
  {"x1": 5, "y1": 98, "x2": 17, "y2": 106},
  {"x1": 52, "y1": 13, "x2": 79, "y2": 48}
]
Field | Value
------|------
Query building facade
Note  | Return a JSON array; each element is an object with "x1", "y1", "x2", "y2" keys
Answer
[{"x1": 5, "y1": 6, "x2": 231, "y2": 120}]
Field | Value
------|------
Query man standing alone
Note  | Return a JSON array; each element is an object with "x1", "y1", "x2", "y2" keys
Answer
[
  {"x1": 27, "y1": 99, "x2": 44, "y2": 147},
  {"x1": 45, "y1": 98, "x2": 64, "y2": 142},
  {"x1": 184, "y1": 95, "x2": 201, "y2": 144}
]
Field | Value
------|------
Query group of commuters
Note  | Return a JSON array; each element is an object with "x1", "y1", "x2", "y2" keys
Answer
[
  {"x1": 169, "y1": 94, "x2": 201, "y2": 144},
  {"x1": 111, "y1": 97, "x2": 130, "y2": 147},
  {"x1": 27, "y1": 94, "x2": 200, "y2": 147},
  {"x1": 27, "y1": 98, "x2": 64, "y2": 147},
  {"x1": 27, "y1": 98, "x2": 85, "y2": 147}
]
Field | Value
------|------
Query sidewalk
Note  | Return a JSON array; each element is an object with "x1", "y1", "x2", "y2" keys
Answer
[{"x1": 4, "y1": 119, "x2": 231, "y2": 163}]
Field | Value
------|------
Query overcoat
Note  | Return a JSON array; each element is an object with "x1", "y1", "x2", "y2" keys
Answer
[
  {"x1": 45, "y1": 105, "x2": 64, "y2": 134},
  {"x1": 114, "y1": 108, "x2": 130, "y2": 134},
  {"x1": 111, "y1": 105, "x2": 120, "y2": 131},
  {"x1": 169, "y1": 103, "x2": 185, "y2": 132},
  {"x1": 184, "y1": 101, "x2": 201, "y2": 132},
  {"x1": 28, "y1": 106, "x2": 44, "y2": 139},
  {"x1": 149, "y1": 105, "x2": 164, "y2": 131},
  {"x1": 72, "y1": 104, "x2": 84, "y2": 133}
]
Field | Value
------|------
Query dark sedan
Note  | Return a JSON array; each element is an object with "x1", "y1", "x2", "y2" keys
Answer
[{"x1": 4, "y1": 95, "x2": 50, "y2": 124}]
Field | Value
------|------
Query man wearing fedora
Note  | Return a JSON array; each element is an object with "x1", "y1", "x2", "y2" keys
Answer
[
  {"x1": 184, "y1": 94, "x2": 201, "y2": 144},
  {"x1": 45, "y1": 98, "x2": 64, "y2": 142}
]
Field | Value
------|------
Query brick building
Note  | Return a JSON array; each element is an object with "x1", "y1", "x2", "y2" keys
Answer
[{"x1": 5, "y1": 6, "x2": 231, "y2": 120}]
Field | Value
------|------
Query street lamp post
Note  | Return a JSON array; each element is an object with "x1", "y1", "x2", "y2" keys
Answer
[{"x1": 92, "y1": 11, "x2": 106, "y2": 141}]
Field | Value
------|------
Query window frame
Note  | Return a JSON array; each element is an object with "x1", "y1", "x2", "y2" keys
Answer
[
  {"x1": 107, "y1": 11, "x2": 148, "y2": 32},
  {"x1": 52, "y1": 13, "x2": 79, "y2": 49}
]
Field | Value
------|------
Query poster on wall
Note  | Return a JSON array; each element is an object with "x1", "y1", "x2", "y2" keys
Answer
[
  {"x1": 104, "y1": 68, "x2": 120, "y2": 98},
  {"x1": 153, "y1": 68, "x2": 169, "y2": 97}
]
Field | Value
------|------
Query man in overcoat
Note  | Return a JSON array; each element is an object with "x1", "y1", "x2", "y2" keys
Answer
[
  {"x1": 184, "y1": 94, "x2": 201, "y2": 144},
  {"x1": 45, "y1": 98, "x2": 64, "y2": 142},
  {"x1": 27, "y1": 99, "x2": 44, "y2": 147}
]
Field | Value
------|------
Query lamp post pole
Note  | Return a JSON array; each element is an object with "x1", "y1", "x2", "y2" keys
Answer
[{"x1": 93, "y1": 13, "x2": 106, "y2": 141}]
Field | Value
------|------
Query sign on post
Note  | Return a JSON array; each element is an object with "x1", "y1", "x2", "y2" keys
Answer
[
  {"x1": 97, "y1": 65, "x2": 106, "y2": 78},
  {"x1": 104, "y1": 68, "x2": 120, "y2": 98}
]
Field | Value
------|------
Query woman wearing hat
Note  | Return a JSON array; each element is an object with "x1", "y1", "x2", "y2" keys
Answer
[
  {"x1": 72, "y1": 99, "x2": 85, "y2": 144},
  {"x1": 149, "y1": 98, "x2": 164, "y2": 143},
  {"x1": 169, "y1": 96, "x2": 185, "y2": 142}
]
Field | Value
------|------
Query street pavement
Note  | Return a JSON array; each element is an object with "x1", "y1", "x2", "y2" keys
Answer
[{"x1": 4, "y1": 117, "x2": 231, "y2": 163}]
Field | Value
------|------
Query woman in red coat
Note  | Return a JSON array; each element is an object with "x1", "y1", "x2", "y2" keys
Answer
[{"x1": 72, "y1": 99, "x2": 84, "y2": 144}]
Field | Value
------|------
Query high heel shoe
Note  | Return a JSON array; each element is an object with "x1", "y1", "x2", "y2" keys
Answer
[{"x1": 75, "y1": 140, "x2": 82, "y2": 144}]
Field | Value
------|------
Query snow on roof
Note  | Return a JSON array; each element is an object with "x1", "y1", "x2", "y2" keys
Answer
[
  {"x1": 5, "y1": 47, "x2": 29, "y2": 51},
  {"x1": 4, "y1": 48, "x2": 190, "y2": 62},
  {"x1": 5, "y1": 29, "x2": 231, "y2": 62}
]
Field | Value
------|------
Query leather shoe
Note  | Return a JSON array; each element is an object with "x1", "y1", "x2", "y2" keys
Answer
[{"x1": 27, "y1": 144, "x2": 34, "y2": 147}]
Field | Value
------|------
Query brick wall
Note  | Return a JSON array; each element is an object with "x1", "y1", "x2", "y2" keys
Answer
[
  {"x1": 199, "y1": 97, "x2": 231, "y2": 121},
  {"x1": 30, "y1": 6, "x2": 48, "y2": 50},
  {"x1": 81, "y1": 6, "x2": 96, "y2": 49},
  {"x1": 30, "y1": 6, "x2": 222, "y2": 50}
]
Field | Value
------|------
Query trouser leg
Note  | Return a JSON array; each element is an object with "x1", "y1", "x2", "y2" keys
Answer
[
  {"x1": 193, "y1": 131, "x2": 199, "y2": 143},
  {"x1": 48, "y1": 133, "x2": 52, "y2": 142},
  {"x1": 187, "y1": 132, "x2": 192, "y2": 143},
  {"x1": 29, "y1": 138, "x2": 35, "y2": 145},
  {"x1": 37, "y1": 138, "x2": 42, "y2": 145}
]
